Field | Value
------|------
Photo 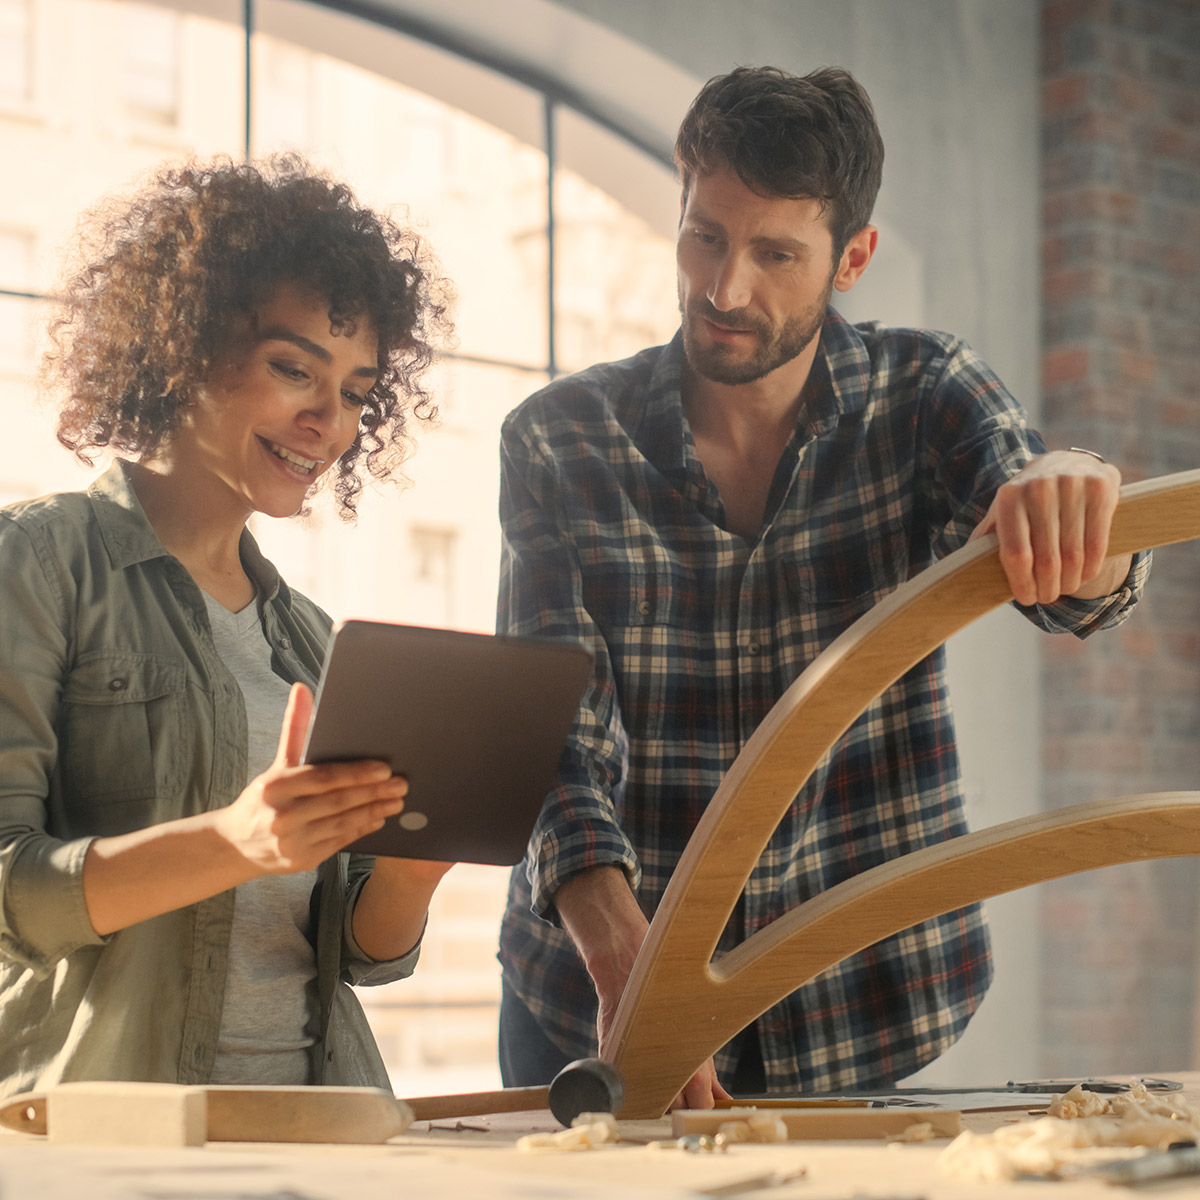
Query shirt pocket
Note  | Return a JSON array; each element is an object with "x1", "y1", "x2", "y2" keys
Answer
[
  {"x1": 581, "y1": 560, "x2": 700, "y2": 743},
  {"x1": 58, "y1": 651, "x2": 189, "y2": 829},
  {"x1": 582, "y1": 559, "x2": 693, "y2": 644},
  {"x1": 781, "y1": 513, "x2": 911, "y2": 627}
]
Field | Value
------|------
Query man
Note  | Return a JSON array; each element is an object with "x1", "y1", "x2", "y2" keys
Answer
[{"x1": 496, "y1": 66, "x2": 1145, "y2": 1106}]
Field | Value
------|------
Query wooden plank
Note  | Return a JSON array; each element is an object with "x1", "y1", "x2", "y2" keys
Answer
[
  {"x1": 602, "y1": 471, "x2": 1200, "y2": 1118},
  {"x1": 672, "y1": 1105, "x2": 962, "y2": 1140},
  {"x1": 0, "y1": 1085, "x2": 412, "y2": 1145}
]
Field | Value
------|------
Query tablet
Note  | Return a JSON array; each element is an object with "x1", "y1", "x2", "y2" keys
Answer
[{"x1": 302, "y1": 620, "x2": 593, "y2": 865}]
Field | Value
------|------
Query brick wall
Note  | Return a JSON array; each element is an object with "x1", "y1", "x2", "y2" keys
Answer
[{"x1": 1039, "y1": 0, "x2": 1200, "y2": 1074}]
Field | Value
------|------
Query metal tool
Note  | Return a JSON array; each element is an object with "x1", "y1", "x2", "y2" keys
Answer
[{"x1": 1084, "y1": 1142, "x2": 1200, "y2": 1187}]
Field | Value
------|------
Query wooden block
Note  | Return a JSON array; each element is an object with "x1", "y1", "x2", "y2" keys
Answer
[
  {"x1": 672, "y1": 1105, "x2": 962, "y2": 1140},
  {"x1": 46, "y1": 1082, "x2": 207, "y2": 1147}
]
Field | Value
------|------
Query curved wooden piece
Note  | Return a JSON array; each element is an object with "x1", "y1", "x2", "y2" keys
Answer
[{"x1": 607, "y1": 469, "x2": 1200, "y2": 1118}]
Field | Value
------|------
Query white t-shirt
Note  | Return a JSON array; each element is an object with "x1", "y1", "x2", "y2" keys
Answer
[{"x1": 202, "y1": 591, "x2": 319, "y2": 1085}]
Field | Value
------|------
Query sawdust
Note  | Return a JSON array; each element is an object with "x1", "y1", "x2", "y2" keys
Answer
[{"x1": 937, "y1": 1083, "x2": 1200, "y2": 1182}]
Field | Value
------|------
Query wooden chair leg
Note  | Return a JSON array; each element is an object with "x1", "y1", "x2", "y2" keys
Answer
[{"x1": 604, "y1": 469, "x2": 1200, "y2": 1118}]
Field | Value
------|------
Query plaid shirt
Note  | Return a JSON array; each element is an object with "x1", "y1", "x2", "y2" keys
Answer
[{"x1": 496, "y1": 310, "x2": 1147, "y2": 1092}]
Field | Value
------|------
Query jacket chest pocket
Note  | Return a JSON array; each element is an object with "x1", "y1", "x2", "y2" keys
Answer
[{"x1": 58, "y1": 651, "x2": 189, "y2": 830}]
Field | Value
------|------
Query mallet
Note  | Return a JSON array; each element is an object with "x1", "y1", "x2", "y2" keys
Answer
[{"x1": 404, "y1": 1057, "x2": 625, "y2": 1126}]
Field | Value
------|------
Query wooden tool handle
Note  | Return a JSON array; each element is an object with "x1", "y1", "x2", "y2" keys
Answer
[
  {"x1": 0, "y1": 1084, "x2": 411, "y2": 1145},
  {"x1": 403, "y1": 1085, "x2": 549, "y2": 1122},
  {"x1": 0, "y1": 1093, "x2": 46, "y2": 1136},
  {"x1": 0, "y1": 1084, "x2": 551, "y2": 1139}
]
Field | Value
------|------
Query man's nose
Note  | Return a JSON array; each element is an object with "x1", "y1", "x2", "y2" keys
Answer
[{"x1": 707, "y1": 252, "x2": 752, "y2": 312}]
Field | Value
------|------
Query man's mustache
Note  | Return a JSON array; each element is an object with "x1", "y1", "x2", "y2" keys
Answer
[{"x1": 686, "y1": 300, "x2": 766, "y2": 336}]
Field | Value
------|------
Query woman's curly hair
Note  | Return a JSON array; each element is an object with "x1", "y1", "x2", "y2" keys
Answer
[{"x1": 45, "y1": 154, "x2": 453, "y2": 516}]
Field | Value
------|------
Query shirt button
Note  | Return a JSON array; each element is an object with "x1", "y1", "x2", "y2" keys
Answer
[
  {"x1": 278, "y1": 636, "x2": 292, "y2": 650},
  {"x1": 746, "y1": 641, "x2": 762, "y2": 656},
  {"x1": 636, "y1": 599, "x2": 652, "y2": 616},
  {"x1": 107, "y1": 677, "x2": 129, "y2": 692}
]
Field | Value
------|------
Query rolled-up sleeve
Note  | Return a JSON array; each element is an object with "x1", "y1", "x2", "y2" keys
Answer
[
  {"x1": 917, "y1": 339, "x2": 1150, "y2": 637},
  {"x1": 1019, "y1": 549, "x2": 1151, "y2": 637},
  {"x1": 339, "y1": 865, "x2": 423, "y2": 986},
  {"x1": 0, "y1": 517, "x2": 108, "y2": 973}
]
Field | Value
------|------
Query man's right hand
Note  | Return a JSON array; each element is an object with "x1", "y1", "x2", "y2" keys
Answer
[{"x1": 553, "y1": 865, "x2": 732, "y2": 1109}]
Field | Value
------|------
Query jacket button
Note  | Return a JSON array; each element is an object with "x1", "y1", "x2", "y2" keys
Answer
[
  {"x1": 746, "y1": 641, "x2": 762, "y2": 656},
  {"x1": 278, "y1": 636, "x2": 292, "y2": 650},
  {"x1": 636, "y1": 599, "x2": 652, "y2": 616},
  {"x1": 108, "y1": 677, "x2": 129, "y2": 691}
]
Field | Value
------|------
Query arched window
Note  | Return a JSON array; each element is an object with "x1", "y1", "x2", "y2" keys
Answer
[{"x1": 0, "y1": 0, "x2": 681, "y2": 1092}]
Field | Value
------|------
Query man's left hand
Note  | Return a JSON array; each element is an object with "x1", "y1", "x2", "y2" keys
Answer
[{"x1": 970, "y1": 450, "x2": 1131, "y2": 605}]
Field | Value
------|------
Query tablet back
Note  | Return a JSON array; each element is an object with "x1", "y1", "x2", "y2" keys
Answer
[{"x1": 302, "y1": 621, "x2": 593, "y2": 865}]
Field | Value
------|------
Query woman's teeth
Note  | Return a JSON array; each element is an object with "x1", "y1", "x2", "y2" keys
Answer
[{"x1": 267, "y1": 441, "x2": 323, "y2": 474}]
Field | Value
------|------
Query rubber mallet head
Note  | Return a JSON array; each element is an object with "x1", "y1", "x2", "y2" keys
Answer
[{"x1": 547, "y1": 1058, "x2": 625, "y2": 1126}]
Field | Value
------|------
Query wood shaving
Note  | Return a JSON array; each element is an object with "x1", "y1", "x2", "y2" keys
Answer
[
  {"x1": 887, "y1": 1122, "x2": 936, "y2": 1143},
  {"x1": 696, "y1": 1113, "x2": 787, "y2": 1146},
  {"x1": 938, "y1": 1083, "x2": 1200, "y2": 1182},
  {"x1": 715, "y1": 1121, "x2": 751, "y2": 1145},
  {"x1": 1048, "y1": 1084, "x2": 1110, "y2": 1119},
  {"x1": 742, "y1": 1114, "x2": 788, "y2": 1143},
  {"x1": 514, "y1": 1112, "x2": 619, "y2": 1155}
]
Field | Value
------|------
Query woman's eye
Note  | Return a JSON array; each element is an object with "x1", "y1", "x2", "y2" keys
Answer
[
  {"x1": 343, "y1": 390, "x2": 367, "y2": 407},
  {"x1": 272, "y1": 361, "x2": 308, "y2": 382}
]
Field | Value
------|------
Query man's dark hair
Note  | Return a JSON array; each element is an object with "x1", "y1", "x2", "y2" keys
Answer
[{"x1": 674, "y1": 65, "x2": 884, "y2": 255}]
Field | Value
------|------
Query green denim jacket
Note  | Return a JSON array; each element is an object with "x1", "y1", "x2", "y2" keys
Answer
[{"x1": 0, "y1": 461, "x2": 416, "y2": 1098}]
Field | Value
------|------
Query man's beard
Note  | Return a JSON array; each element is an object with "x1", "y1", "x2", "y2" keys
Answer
[{"x1": 679, "y1": 278, "x2": 833, "y2": 386}]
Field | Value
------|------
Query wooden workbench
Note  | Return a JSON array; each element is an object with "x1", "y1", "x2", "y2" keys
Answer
[{"x1": 0, "y1": 1074, "x2": 1196, "y2": 1198}]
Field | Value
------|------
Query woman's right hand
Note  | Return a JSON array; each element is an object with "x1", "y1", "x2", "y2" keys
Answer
[
  {"x1": 83, "y1": 683, "x2": 405, "y2": 936},
  {"x1": 212, "y1": 683, "x2": 407, "y2": 874}
]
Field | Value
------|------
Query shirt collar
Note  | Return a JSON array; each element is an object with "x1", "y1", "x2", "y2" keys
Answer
[
  {"x1": 814, "y1": 306, "x2": 875, "y2": 429},
  {"x1": 635, "y1": 309, "x2": 875, "y2": 474},
  {"x1": 629, "y1": 331, "x2": 692, "y2": 479},
  {"x1": 87, "y1": 459, "x2": 289, "y2": 607}
]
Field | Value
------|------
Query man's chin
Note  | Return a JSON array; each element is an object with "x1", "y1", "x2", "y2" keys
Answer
[{"x1": 684, "y1": 341, "x2": 773, "y2": 386}]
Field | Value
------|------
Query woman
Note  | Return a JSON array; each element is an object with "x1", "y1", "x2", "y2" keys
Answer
[{"x1": 0, "y1": 157, "x2": 454, "y2": 1097}]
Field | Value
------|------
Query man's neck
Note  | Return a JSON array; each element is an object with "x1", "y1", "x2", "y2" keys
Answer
[
  {"x1": 681, "y1": 346, "x2": 821, "y2": 541},
  {"x1": 681, "y1": 337, "x2": 819, "y2": 454}
]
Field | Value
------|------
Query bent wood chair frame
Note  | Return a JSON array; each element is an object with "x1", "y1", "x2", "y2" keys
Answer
[
  {"x1": 396, "y1": 470, "x2": 1200, "y2": 1125},
  {"x1": 602, "y1": 469, "x2": 1200, "y2": 1117}
]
